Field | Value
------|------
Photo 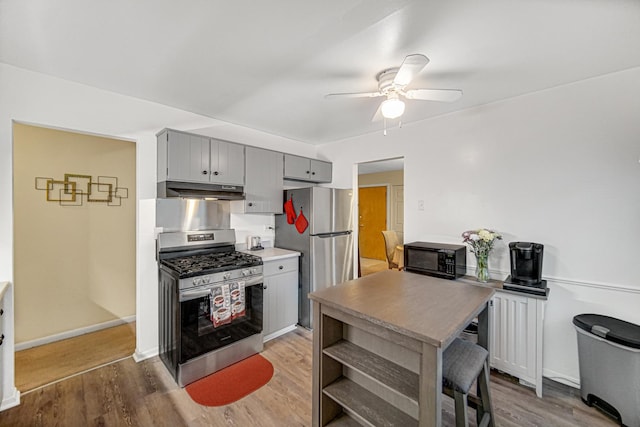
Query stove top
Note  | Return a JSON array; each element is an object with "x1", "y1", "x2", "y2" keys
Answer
[{"x1": 161, "y1": 251, "x2": 263, "y2": 278}]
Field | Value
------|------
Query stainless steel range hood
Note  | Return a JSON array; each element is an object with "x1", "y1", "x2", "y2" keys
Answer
[{"x1": 157, "y1": 181, "x2": 244, "y2": 200}]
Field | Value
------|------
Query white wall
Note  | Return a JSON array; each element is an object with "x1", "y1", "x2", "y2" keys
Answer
[
  {"x1": 0, "y1": 63, "x2": 315, "y2": 408},
  {"x1": 2, "y1": 60, "x2": 639, "y2": 403},
  {"x1": 319, "y1": 67, "x2": 640, "y2": 387}
]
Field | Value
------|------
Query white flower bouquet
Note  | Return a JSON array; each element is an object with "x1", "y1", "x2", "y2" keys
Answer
[{"x1": 461, "y1": 228, "x2": 502, "y2": 282}]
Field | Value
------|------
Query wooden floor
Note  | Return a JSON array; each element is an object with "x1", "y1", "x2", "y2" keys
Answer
[
  {"x1": 15, "y1": 322, "x2": 136, "y2": 392},
  {"x1": 0, "y1": 327, "x2": 616, "y2": 427},
  {"x1": 360, "y1": 257, "x2": 389, "y2": 276}
]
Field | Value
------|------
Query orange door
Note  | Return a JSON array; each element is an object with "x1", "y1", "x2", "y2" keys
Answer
[{"x1": 358, "y1": 186, "x2": 387, "y2": 260}]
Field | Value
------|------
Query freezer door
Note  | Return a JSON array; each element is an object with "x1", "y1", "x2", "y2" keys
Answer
[
  {"x1": 310, "y1": 187, "x2": 354, "y2": 234},
  {"x1": 310, "y1": 232, "x2": 354, "y2": 292}
]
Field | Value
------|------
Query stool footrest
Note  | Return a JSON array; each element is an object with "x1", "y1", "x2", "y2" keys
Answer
[{"x1": 443, "y1": 386, "x2": 483, "y2": 410}]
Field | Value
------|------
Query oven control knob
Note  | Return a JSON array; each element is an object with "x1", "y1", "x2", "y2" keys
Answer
[
  {"x1": 193, "y1": 278, "x2": 202, "y2": 286},
  {"x1": 223, "y1": 272, "x2": 232, "y2": 280},
  {"x1": 202, "y1": 276, "x2": 210, "y2": 284},
  {"x1": 242, "y1": 269, "x2": 249, "y2": 276},
  {"x1": 251, "y1": 268, "x2": 258, "y2": 274}
]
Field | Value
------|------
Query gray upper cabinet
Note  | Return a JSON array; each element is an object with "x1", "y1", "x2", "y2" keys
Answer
[
  {"x1": 210, "y1": 138, "x2": 245, "y2": 186},
  {"x1": 157, "y1": 129, "x2": 245, "y2": 186},
  {"x1": 283, "y1": 154, "x2": 332, "y2": 183},
  {"x1": 242, "y1": 147, "x2": 284, "y2": 213}
]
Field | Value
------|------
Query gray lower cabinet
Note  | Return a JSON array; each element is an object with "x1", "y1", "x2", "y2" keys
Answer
[
  {"x1": 284, "y1": 154, "x2": 332, "y2": 183},
  {"x1": 242, "y1": 147, "x2": 284, "y2": 213},
  {"x1": 263, "y1": 257, "x2": 299, "y2": 340},
  {"x1": 157, "y1": 128, "x2": 245, "y2": 186},
  {"x1": 0, "y1": 291, "x2": 5, "y2": 403}
]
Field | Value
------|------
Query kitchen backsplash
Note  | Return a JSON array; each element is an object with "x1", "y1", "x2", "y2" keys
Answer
[{"x1": 230, "y1": 212, "x2": 275, "y2": 250}]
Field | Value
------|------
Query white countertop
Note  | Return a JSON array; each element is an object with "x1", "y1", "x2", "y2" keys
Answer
[{"x1": 241, "y1": 247, "x2": 300, "y2": 262}]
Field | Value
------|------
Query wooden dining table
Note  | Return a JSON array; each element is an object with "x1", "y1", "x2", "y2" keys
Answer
[{"x1": 309, "y1": 269, "x2": 495, "y2": 427}]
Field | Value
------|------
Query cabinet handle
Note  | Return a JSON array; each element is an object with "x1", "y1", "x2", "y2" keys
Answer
[
  {"x1": 0, "y1": 334, "x2": 4, "y2": 346},
  {"x1": 248, "y1": 202, "x2": 254, "y2": 207},
  {"x1": 202, "y1": 170, "x2": 208, "y2": 175},
  {"x1": 213, "y1": 171, "x2": 220, "y2": 176},
  {"x1": 0, "y1": 308, "x2": 3, "y2": 316},
  {"x1": 306, "y1": 171, "x2": 310, "y2": 174},
  {"x1": 312, "y1": 172, "x2": 316, "y2": 175},
  {"x1": 278, "y1": 265, "x2": 284, "y2": 270},
  {"x1": 263, "y1": 285, "x2": 268, "y2": 290}
]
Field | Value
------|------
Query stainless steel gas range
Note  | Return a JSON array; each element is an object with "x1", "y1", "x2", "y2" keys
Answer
[{"x1": 157, "y1": 229, "x2": 264, "y2": 387}]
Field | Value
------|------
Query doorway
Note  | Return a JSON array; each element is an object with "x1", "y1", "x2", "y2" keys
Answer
[
  {"x1": 12, "y1": 122, "x2": 137, "y2": 392},
  {"x1": 357, "y1": 158, "x2": 404, "y2": 276}
]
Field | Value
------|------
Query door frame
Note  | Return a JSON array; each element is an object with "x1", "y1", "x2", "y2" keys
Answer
[{"x1": 352, "y1": 157, "x2": 404, "y2": 276}]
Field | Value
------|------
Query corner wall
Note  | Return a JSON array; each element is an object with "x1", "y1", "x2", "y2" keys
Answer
[{"x1": 319, "y1": 67, "x2": 640, "y2": 386}]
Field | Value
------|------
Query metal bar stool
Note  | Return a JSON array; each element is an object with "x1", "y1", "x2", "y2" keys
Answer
[{"x1": 443, "y1": 338, "x2": 495, "y2": 427}]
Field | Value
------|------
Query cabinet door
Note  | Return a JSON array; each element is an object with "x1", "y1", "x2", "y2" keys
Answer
[
  {"x1": 263, "y1": 276, "x2": 274, "y2": 336},
  {"x1": 272, "y1": 270, "x2": 299, "y2": 332},
  {"x1": 0, "y1": 305, "x2": 4, "y2": 402},
  {"x1": 245, "y1": 147, "x2": 283, "y2": 213},
  {"x1": 284, "y1": 154, "x2": 311, "y2": 181},
  {"x1": 166, "y1": 130, "x2": 210, "y2": 182},
  {"x1": 310, "y1": 159, "x2": 332, "y2": 183},
  {"x1": 489, "y1": 292, "x2": 536, "y2": 380},
  {"x1": 263, "y1": 272, "x2": 298, "y2": 337},
  {"x1": 263, "y1": 258, "x2": 299, "y2": 338},
  {"x1": 210, "y1": 139, "x2": 245, "y2": 185}
]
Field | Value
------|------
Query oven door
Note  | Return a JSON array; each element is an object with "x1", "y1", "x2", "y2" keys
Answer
[{"x1": 178, "y1": 276, "x2": 263, "y2": 364}]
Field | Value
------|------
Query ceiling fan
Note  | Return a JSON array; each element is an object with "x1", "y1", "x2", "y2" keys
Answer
[{"x1": 326, "y1": 54, "x2": 462, "y2": 120}]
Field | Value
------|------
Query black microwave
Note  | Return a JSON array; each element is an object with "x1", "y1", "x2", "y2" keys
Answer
[{"x1": 404, "y1": 241, "x2": 467, "y2": 279}]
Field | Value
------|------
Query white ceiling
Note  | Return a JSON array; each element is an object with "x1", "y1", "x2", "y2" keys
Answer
[{"x1": 2, "y1": 0, "x2": 639, "y2": 145}]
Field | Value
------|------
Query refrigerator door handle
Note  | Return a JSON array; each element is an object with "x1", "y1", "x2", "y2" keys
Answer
[{"x1": 313, "y1": 230, "x2": 352, "y2": 238}]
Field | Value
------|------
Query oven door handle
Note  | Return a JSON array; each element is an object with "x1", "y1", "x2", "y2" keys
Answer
[
  {"x1": 179, "y1": 276, "x2": 263, "y2": 302},
  {"x1": 180, "y1": 288, "x2": 213, "y2": 301}
]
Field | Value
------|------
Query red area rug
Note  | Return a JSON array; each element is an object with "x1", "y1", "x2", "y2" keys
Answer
[{"x1": 185, "y1": 354, "x2": 274, "y2": 406}]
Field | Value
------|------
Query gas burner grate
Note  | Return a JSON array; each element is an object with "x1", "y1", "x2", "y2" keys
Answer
[{"x1": 161, "y1": 251, "x2": 263, "y2": 277}]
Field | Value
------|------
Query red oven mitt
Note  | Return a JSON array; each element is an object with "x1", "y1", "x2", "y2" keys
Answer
[
  {"x1": 284, "y1": 196, "x2": 296, "y2": 224},
  {"x1": 295, "y1": 208, "x2": 309, "y2": 233}
]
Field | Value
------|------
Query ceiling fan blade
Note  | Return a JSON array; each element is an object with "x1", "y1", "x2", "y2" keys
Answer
[
  {"x1": 325, "y1": 91, "x2": 384, "y2": 99},
  {"x1": 404, "y1": 89, "x2": 463, "y2": 102},
  {"x1": 393, "y1": 54, "x2": 430, "y2": 86}
]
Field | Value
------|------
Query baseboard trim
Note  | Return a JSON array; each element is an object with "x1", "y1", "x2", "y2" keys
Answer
[
  {"x1": 15, "y1": 315, "x2": 136, "y2": 351},
  {"x1": 0, "y1": 387, "x2": 20, "y2": 411},
  {"x1": 543, "y1": 368, "x2": 580, "y2": 390},
  {"x1": 263, "y1": 325, "x2": 298, "y2": 343},
  {"x1": 133, "y1": 346, "x2": 158, "y2": 362}
]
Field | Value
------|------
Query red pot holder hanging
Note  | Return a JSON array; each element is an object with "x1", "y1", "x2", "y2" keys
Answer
[
  {"x1": 284, "y1": 196, "x2": 296, "y2": 224},
  {"x1": 295, "y1": 207, "x2": 309, "y2": 234}
]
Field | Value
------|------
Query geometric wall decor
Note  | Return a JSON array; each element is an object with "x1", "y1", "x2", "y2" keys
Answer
[{"x1": 35, "y1": 173, "x2": 129, "y2": 207}]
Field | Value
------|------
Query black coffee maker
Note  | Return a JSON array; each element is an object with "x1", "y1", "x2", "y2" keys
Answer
[{"x1": 504, "y1": 242, "x2": 548, "y2": 295}]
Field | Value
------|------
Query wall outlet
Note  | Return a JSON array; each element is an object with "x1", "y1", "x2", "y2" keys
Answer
[{"x1": 418, "y1": 200, "x2": 425, "y2": 211}]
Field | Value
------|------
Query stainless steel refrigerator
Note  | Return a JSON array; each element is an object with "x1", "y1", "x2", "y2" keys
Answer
[{"x1": 275, "y1": 187, "x2": 354, "y2": 329}]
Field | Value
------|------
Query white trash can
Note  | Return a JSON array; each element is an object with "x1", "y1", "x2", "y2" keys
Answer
[{"x1": 573, "y1": 314, "x2": 640, "y2": 427}]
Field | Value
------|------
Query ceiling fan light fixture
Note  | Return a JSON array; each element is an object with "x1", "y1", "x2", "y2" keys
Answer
[{"x1": 380, "y1": 95, "x2": 405, "y2": 119}]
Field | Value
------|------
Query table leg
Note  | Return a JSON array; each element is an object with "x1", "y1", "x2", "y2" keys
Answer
[
  {"x1": 476, "y1": 302, "x2": 490, "y2": 424},
  {"x1": 477, "y1": 302, "x2": 489, "y2": 350},
  {"x1": 419, "y1": 342, "x2": 442, "y2": 427},
  {"x1": 312, "y1": 301, "x2": 321, "y2": 427}
]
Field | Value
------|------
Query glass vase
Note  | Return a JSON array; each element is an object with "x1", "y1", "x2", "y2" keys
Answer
[{"x1": 475, "y1": 253, "x2": 490, "y2": 283}]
